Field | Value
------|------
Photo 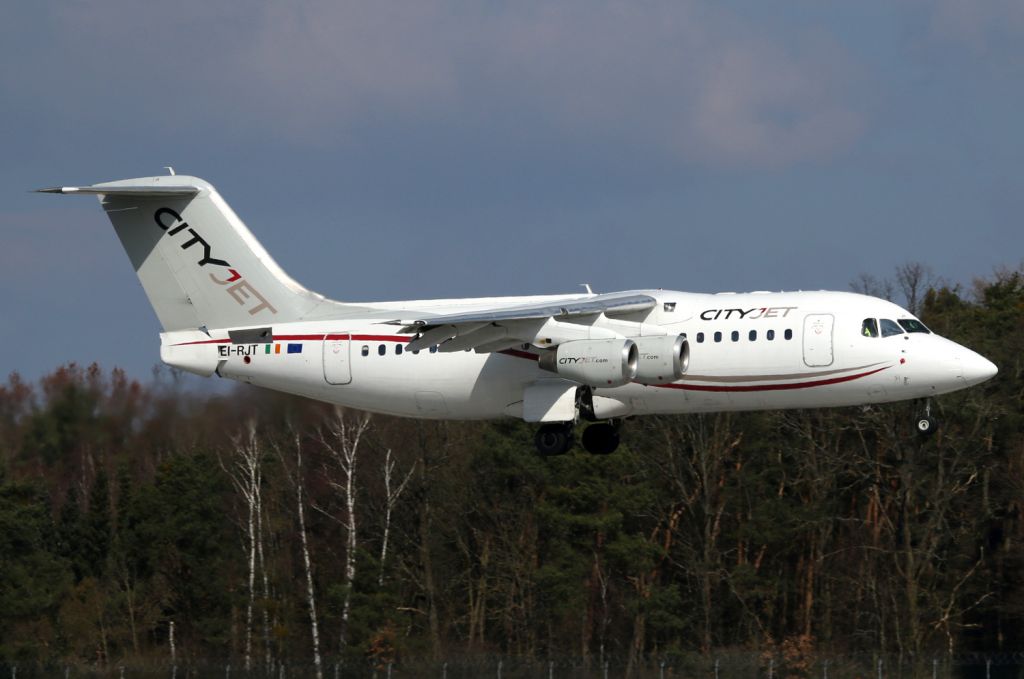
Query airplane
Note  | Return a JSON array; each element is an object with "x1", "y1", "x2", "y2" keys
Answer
[{"x1": 38, "y1": 173, "x2": 998, "y2": 455}]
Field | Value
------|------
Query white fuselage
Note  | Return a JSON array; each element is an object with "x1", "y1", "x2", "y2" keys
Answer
[{"x1": 161, "y1": 289, "x2": 996, "y2": 420}]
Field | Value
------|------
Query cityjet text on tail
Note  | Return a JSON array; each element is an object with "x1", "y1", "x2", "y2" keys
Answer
[{"x1": 39, "y1": 173, "x2": 998, "y2": 455}]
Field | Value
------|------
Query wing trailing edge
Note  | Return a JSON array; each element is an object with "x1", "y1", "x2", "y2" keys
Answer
[{"x1": 395, "y1": 292, "x2": 662, "y2": 353}]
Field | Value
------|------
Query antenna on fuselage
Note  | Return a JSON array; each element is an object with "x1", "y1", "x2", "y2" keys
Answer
[{"x1": 580, "y1": 283, "x2": 594, "y2": 295}]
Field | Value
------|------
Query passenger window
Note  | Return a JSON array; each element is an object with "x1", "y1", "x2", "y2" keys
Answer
[
  {"x1": 784, "y1": 329, "x2": 793, "y2": 340},
  {"x1": 361, "y1": 345, "x2": 369, "y2": 357},
  {"x1": 749, "y1": 330, "x2": 757, "y2": 341},
  {"x1": 396, "y1": 344, "x2": 403, "y2": 355},
  {"x1": 767, "y1": 329, "x2": 775, "y2": 341},
  {"x1": 731, "y1": 331, "x2": 739, "y2": 342},
  {"x1": 879, "y1": 319, "x2": 904, "y2": 337},
  {"x1": 861, "y1": 318, "x2": 879, "y2": 338},
  {"x1": 714, "y1": 331, "x2": 722, "y2": 343},
  {"x1": 897, "y1": 319, "x2": 931, "y2": 334},
  {"x1": 696, "y1": 332, "x2": 704, "y2": 343},
  {"x1": 378, "y1": 344, "x2": 386, "y2": 356}
]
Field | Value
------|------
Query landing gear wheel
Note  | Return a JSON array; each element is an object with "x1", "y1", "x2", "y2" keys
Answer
[
  {"x1": 582, "y1": 423, "x2": 620, "y2": 455},
  {"x1": 915, "y1": 399, "x2": 937, "y2": 438},
  {"x1": 535, "y1": 424, "x2": 574, "y2": 456}
]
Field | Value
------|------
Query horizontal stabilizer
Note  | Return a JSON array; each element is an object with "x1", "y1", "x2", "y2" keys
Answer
[{"x1": 35, "y1": 185, "x2": 200, "y2": 197}]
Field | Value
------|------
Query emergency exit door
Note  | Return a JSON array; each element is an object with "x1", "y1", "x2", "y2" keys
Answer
[
  {"x1": 802, "y1": 314, "x2": 834, "y2": 367},
  {"x1": 323, "y1": 335, "x2": 352, "y2": 385}
]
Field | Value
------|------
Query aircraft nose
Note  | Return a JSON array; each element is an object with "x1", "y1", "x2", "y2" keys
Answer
[{"x1": 958, "y1": 348, "x2": 998, "y2": 386}]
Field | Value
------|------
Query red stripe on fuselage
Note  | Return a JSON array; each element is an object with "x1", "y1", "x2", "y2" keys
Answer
[
  {"x1": 351, "y1": 334, "x2": 411, "y2": 343},
  {"x1": 173, "y1": 334, "x2": 326, "y2": 346},
  {"x1": 174, "y1": 333, "x2": 413, "y2": 346},
  {"x1": 172, "y1": 338, "x2": 232, "y2": 346},
  {"x1": 655, "y1": 366, "x2": 891, "y2": 392}
]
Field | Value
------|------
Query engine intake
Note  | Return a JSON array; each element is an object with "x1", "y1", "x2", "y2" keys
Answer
[
  {"x1": 633, "y1": 334, "x2": 689, "y2": 384},
  {"x1": 538, "y1": 339, "x2": 638, "y2": 387}
]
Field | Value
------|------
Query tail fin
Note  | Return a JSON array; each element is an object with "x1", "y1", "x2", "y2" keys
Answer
[{"x1": 39, "y1": 175, "x2": 348, "y2": 331}]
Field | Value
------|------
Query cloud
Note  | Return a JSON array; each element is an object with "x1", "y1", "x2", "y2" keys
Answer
[
  {"x1": 471, "y1": 4, "x2": 864, "y2": 167},
  {"x1": 688, "y1": 36, "x2": 863, "y2": 166},
  {"x1": 5, "y1": 1, "x2": 865, "y2": 167}
]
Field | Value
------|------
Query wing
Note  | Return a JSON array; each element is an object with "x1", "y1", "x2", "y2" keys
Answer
[{"x1": 391, "y1": 292, "x2": 659, "y2": 353}]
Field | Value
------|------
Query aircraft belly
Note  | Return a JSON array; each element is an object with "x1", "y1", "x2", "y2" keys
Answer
[{"x1": 341, "y1": 344, "x2": 541, "y2": 419}]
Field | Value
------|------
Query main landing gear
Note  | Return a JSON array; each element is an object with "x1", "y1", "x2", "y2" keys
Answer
[
  {"x1": 533, "y1": 387, "x2": 623, "y2": 457},
  {"x1": 581, "y1": 421, "x2": 620, "y2": 455},
  {"x1": 535, "y1": 423, "x2": 575, "y2": 456},
  {"x1": 534, "y1": 421, "x2": 622, "y2": 456}
]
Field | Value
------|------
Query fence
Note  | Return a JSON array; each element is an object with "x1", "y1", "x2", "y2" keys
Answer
[{"x1": 2, "y1": 652, "x2": 1023, "y2": 679}]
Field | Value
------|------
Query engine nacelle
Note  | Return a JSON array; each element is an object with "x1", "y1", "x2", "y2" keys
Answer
[
  {"x1": 538, "y1": 339, "x2": 638, "y2": 387},
  {"x1": 633, "y1": 334, "x2": 689, "y2": 384}
]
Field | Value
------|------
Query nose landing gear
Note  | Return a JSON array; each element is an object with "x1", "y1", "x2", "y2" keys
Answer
[
  {"x1": 916, "y1": 416, "x2": 937, "y2": 436},
  {"x1": 916, "y1": 400, "x2": 937, "y2": 437}
]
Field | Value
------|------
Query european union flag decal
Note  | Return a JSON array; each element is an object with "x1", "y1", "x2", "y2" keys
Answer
[{"x1": 287, "y1": 343, "x2": 302, "y2": 354}]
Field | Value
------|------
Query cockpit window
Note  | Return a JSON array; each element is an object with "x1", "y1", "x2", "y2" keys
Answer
[
  {"x1": 879, "y1": 319, "x2": 904, "y2": 337},
  {"x1": 861, "y1": 318, "x2": 879, "y2": 338},
  {"x1": 897, "y1": 319, "x2": 931, "y2": 334}
]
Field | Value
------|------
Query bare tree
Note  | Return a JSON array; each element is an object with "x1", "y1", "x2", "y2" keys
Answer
[
  {"x1": 255, "y1": 482, "x2": 272, "y2": 669},
  {"x1": 841, "y1": 400, "x2": 995, "y2": 662},
  {"x1": 221, "y1": 421, "x2": 267, "y2": 673},
  {"x1": 895, "y1": 262, "x2": 937, "y2": 315},
  {"x1": 276, "y1": 428, "x2": 324, "y2": 679},
  {"x1": 850, "y1": 272, "x2": 895, "y2": 301},
  {"x1": 379, "y1": 448, "x2": 415, "y2": 587},
  {"x1": 648, "y1": 413, "x2": 737, "y2": 653},
  {"x1": 852, "y1": 262, "x2": 938, "y2": 314},
  {"x1": 319, "y1": 408, "x2": 372, "y2": 650}
]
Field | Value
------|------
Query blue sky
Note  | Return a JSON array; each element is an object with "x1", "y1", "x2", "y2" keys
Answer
[{"x1": 2, "y1": 0, "x2": 1022, "y2": 381}]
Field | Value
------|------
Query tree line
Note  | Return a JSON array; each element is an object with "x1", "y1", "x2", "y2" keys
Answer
[{"x1": 0, "y1": 267, "x2": 1021, "y2": 676}]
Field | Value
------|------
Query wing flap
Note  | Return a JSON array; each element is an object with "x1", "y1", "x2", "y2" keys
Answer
[{"x1": 436, "y1": 324, "x2": 509, "y2": 353}]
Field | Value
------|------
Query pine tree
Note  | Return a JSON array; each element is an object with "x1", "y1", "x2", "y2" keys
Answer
[{"x1": 85, "y1": 469, "x2": 111, "y2": 578}]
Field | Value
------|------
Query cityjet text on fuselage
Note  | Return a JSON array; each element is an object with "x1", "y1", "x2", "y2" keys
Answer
[{"x1": 699, "y1": 306, "x2": 798, "y2": 321}]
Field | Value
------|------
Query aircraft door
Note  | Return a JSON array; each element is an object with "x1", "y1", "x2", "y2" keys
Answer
[
  {"x1": 323, "y1": 335, "x2": 352, "y2": 385},
  {"x1": 802, "y1": 314, "x2": 834, "y2": 367}
]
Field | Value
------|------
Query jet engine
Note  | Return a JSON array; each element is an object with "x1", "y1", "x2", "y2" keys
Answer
[
  {"x1": 633, "y1": 334, "x2": 689, "y2": 384},
  {"x1": 538, "y1": 339, "x2": 638, "y2": 387}
]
